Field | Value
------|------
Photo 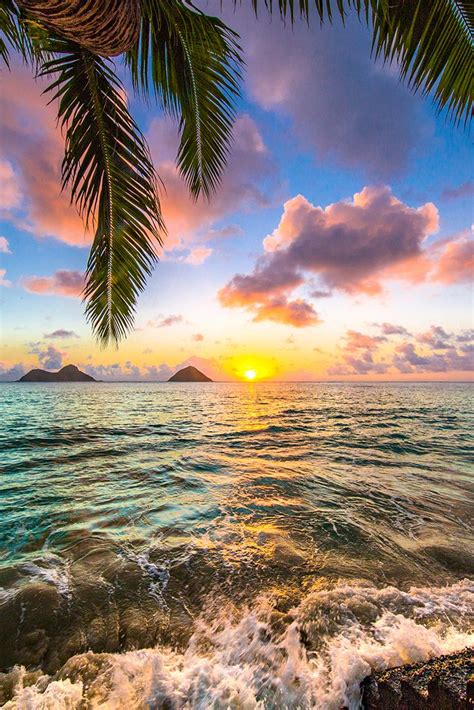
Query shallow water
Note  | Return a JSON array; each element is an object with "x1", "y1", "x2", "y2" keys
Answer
[{"x1": 1, "y1": 382, "x2": 473, "y2": 708}]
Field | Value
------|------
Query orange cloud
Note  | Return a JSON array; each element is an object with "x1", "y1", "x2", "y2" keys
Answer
[
  {"x1": 0, "y1": 65, "x2": 90, "y2": 246},
  {"x1": 430, "y1": 232, "x2": 474, "y2": 285},
  {"x1": 147, "y1": 114, "x2": 276, "y2": 251},
  {"x1": 252, "y1": 297, "x2": 320, "y2": 327},
  {"x1": 220, "y1": 186, "x2": 445, "y2": 326},
  {"x1": 0, "y1": 160, "x2": 21, "y2": 210},
  {"x1": 22, "y1": 270, "x2": 84, "y2": 297},
  {"x1": 344, "y1": 330, "x2": 386, "y2": 351}
]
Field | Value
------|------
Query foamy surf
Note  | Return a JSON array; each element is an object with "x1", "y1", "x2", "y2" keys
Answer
[{"x1": 3, "y1": 579, "x2": 472, "y2": 709}]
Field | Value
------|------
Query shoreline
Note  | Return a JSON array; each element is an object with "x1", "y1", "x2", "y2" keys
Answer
[{"x1": 362, "y1": 647, "x2": 474, "y2": 709}]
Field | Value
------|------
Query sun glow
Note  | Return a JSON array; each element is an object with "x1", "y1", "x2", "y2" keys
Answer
[{"x1": 244, "y1": 369, "x2": 257, "y2": 381}]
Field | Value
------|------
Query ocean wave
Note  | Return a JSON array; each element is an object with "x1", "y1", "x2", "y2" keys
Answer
[{"x1": 2, "y1": 579, "x2": 472, "y2": 709}]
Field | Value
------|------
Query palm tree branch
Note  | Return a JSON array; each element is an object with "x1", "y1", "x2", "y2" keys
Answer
[
  {"x1": 40, "y1": 41, "x2": 164, "y2": 345},
  {"x1": 126, "y1": 0, "x2": 243, "y2": 199},
  {"x1": 236, "y1": 0, "x2": 473, "y2": 126},
  {"x1": 369, "y1": 0, "x2": 473, "y2": 126}
]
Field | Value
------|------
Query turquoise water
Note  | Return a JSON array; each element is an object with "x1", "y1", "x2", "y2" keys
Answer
[{"x1": 1, "y1": 382, "x2": 473, "y2": 708}]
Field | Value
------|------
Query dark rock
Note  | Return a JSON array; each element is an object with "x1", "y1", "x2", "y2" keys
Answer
[
  {"x1": 168, "y1": 365, "x2": 212, "y2": 382},
  {"x1": 361, "y1": 648, "x2": 474, "y2": 709},
  {"x1": 19, "y1": 364, "x2": 96, "y2": 382}
]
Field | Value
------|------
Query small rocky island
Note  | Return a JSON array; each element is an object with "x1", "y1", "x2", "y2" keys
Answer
[
  {"x1": 18, "y1": 364, "x2": 96, "y2": 382},
  {"x1": 168, "y1": 365, "x2": 212, "y2": 382}
]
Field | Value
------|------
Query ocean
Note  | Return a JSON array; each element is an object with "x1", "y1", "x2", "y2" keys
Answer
[{"x1": 1, "y1": 381, "x2": 473, "y2": 708}]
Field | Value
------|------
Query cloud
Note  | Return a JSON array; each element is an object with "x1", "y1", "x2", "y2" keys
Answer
[
  {"x1": 417, "y1": 326, "x2": 450, "y2": 349},
  {"x1": 168, "y1": 246, "x2": 213, "y2": 265},
  {"x1": 218, "y1": 254, "x2": 320, "y2": 327},
  {"x1": 0, "y1": 269, "x2": 12, "y2": 287},
  {"x1": 376, "y1": 322, "x2": 411, "y2": 336},
  {"x1": 0, "y1": 65, "x2": 90, "y2": 246},
  {"x1": 220, "y1": 186, "x2": 443, "y2": 325},
  {"x1": 82, "y1": 362, "x2": 141, "y2": 382},
  {"x1": 213, "y1": 4, "x2": 427, "y2": 178},
  {"x1": 310, "y1": 289, "x2": 331, "y2": 299},
  {"x1": 344, "y1": 330, "x2": 386, "y2": 351},
  {"x1": 328, "y1": 325, "x2": 474, "y2": 376},
  {"x1": 0, "y1": 363, "x2": 27, "y2": 381},
  {"x1": 0, "y1": 237, "x2": 11, "y2": 254},
  {"x1": 29, "y1": 344, "x2": 64, "y2": 370},
  {"x1": 147, "y1": 113, "x2": 277, "y2": 251},
  {"x1": 81, "y1": 355, "x2": 224, "y2": 381},
  {"x1": 392, "y1": 342, "x2": 473, "y2": 374},
  {"x1": 22, "y1": 270, "x2": 84, "y2": 297},
  {"x1": 441, "y1": 181, "x2": 473, "y2": 201},
  {"x1": 0, "y1": 161, "x2": 21, "y2": 210},
  {"x1": 429, "y1": 231, "x2": 474, "y2": 285},
  {"x1": 148, "y1": 314, "x2": 184, "y2": 328},
  {"x1": 184, "y1": 247, "x2": 213, "y2": 265},
  {"x1": 44, "y1": 329, "x2": 79, "y2": 339},
  {"x1": 252, "y1": 296, "x2": 320, "y2": 327},
  {"x1": 329, "y1": 349, "x2": 389, "y2": 376}
]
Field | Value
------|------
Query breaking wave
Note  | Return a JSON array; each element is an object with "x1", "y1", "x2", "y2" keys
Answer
[{"x1": 3, "y1": 578, "x2": 473, "y2": 709}]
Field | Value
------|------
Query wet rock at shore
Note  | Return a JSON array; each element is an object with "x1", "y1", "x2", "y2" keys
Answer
[{"x1": 361, "y1": 647, "x2": 474, "y2": 709}]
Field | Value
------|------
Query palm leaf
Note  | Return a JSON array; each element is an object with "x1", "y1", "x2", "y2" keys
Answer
[
  {"x1": 369, "y1": 0, "x2": 473, "y2": 127},
  {"x1": 40, "y1": 41, "x2": 164, "y2": 345},
  {"x1": 126, "y1": 0, "x2": 242, "y2": 199},
  {"x1": 237, "y1": 0, "x2": 473, "y2": 126},
  {"x1": 0, "y1": 0, "x2": 47, "y2": 66}
]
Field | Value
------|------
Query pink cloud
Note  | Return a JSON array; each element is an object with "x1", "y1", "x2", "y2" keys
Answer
[
  {"x1": 252, "y1": 296, "x2": 320, "y2": 327},
  {"x1": 147, "y1": 314, "x2": 184, "y2": 328},
  {"x1": 344, "y1": 330, "x2": 386, "y2": 351},
  {"x1": 214, "y1": 4, "x2": 427, "y2": 178},
  {"x1": 0, "y1": 269, "x2": 12, "y2": 288},
  {"x1": 22, "y1": 270, "x2": 84, "y2": 297},
  {"x1": 328, "y1": 325, "x2": 474, "y2": 376},
  {"x1": 441, "y1": 181, "x2": 473, "y2": 201},
  {"x1": 0, "y1": 160, "x2": 21, "y2": 210},
  {"x1": 376, "y1": 322, "x2": 411, "y2": 336},
  {"x1": 417, "y1": 326, "x2": 450, "y2": 349},
  {"x1": 184, "y1": 247, "x2": 213, "y2": 265},
  {"x1": 220, "y1": 186, "x2": 443, "y2": 326},
  {"x1": 147, "y1": 114, "x2": 277, "y2": 251},
  {"x1": 0, "y1": 237, "x2": 11, "y2": 254},
  {"x1": 0, "y1": 65, "x2": 90, "y2": 246},
  {"x1": 430, "y1": 232, "x2": 474, "y2": 285}
]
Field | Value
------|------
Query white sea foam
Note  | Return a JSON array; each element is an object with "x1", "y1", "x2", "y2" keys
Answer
[
  {"x1": 3, "y1": 579, "x2": 473, "y2": 709},
  {"x1": 22, "y1": 554, "x2": 72, "y2": 600}
]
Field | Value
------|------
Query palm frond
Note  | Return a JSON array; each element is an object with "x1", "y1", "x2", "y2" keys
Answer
[
  {"x1": 0, "y1": 0, "x2": 54, "y2": 68},
  {"x1": 237, "y1": 0, "x2": 473, "y2": 126},
  {"x1": 369, "y1": 0, "x2": 473, "y2": 127},
  {"x1": 0, "y1": 0, "x2": 31, "y2": 66},
  {"x1": 232, "y1": 0, "x2": 348, "y2": 23},
  {"x1": 126, "y1": 0, "x2": 242, "y2": 199},
  {"x1": 40, "y1": 41, "x2": 164, "y2": 345}
]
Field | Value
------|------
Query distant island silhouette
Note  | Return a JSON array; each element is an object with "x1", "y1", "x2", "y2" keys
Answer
[
  {"x1": 168, "y1": 366, "x2": 212, "y2": 382},
  {"x1": 18, "y1": 364, "x2": 96, "y2": 382}
]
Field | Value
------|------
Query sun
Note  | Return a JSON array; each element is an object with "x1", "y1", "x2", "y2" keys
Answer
[{"x1": 244, "y1": 369, "x2": 257, "y2": 381}]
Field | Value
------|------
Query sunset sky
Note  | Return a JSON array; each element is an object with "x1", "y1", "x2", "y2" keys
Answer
[{"x1": 0, "y1": 5, "x2": 472, "y2": 382}]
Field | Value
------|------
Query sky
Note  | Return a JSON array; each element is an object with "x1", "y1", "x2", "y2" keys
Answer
[{"x1": 0, "y1": 4, "x2": 473, "y2": 382}]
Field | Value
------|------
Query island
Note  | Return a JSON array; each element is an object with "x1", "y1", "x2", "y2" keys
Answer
[
  {"x1": 18, "y1": 364, "x2": 96, "y2": 382},
  {"x1": 168, "y1": 365, "x2": 212, "y2": 382}
]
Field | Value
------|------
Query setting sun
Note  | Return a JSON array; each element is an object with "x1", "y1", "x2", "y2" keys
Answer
[{"x1": 244, "y1": 369, "x2": 257, "y2": 380}]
